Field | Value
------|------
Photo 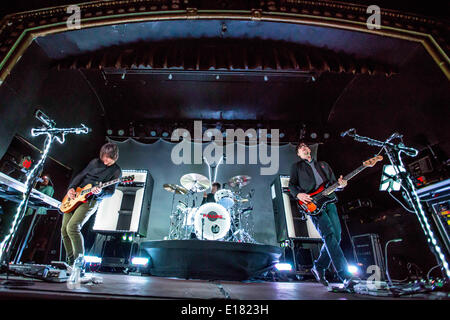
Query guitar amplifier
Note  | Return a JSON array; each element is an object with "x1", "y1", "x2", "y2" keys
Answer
[
  {"x1": 271, "y1": 175, "x2": 321, "y2": 242},
  {"x1": 93, "y1": 169, "x2": 153, "y2": 237},
  {"x1": 352, "y1": 233, "x2": 385, "y2": 280}
]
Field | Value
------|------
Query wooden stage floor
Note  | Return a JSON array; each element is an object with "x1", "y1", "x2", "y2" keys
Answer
[{"x1": 0, "y1": 272, "x2": 447, "y2": 300}]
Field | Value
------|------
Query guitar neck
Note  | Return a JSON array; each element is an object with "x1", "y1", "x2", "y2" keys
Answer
[
  {"x1": 98, "y1": 177, "x2": 121, "y2": 189},
  {"x1": 81, "y1": 178, "x2": 121, "y2": 195},
  {"x1": 323, "y1": 165, "x2": 367, "y2": 195}
]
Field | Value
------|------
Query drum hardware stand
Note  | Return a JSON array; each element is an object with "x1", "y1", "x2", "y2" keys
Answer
[
  {"x1": 0, "y1": 109, "x2": 89, "y2": 286},
  {"x1": 342, "y1": 128, "x2": 450, "y2": 283}
]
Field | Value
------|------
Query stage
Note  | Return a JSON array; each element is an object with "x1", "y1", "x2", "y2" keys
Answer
[{"x1": 0, "y1": 272, "x2": 447, "y2": 300}]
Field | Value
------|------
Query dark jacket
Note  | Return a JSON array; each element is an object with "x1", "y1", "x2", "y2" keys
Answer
[
  {"x1": 288, "y1": 159, "x2": 338, "y2": 199},
  {"x1": 68, "y1": 158, "x2": 122, "y2": 201}
]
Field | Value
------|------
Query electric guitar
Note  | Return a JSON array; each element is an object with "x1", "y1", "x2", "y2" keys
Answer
[
  {"x1": 59, "y1": 175, "x2": 134, "y2": 213},
  {"x1": 296, "y1": 155, "x2": 383, "y2": 216}
]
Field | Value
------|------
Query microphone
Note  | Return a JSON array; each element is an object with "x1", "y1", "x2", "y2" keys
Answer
[
  {"x1": 341, "y1": 128, "x2": 356, "y2": 137},
  {"x1": 35, "y1": 109, "x2": 56, "y2": 128}
]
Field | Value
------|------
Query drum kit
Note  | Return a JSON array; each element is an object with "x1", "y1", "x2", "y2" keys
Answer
[{"x1": 165, "y1": 173, "x2": 256, "y2": 243}]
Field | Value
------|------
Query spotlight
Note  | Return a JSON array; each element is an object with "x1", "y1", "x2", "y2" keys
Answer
[
  {"x1": 131, "y1": 257, "x2": 149, "y2": 266},
  {"x1": 310, "y1": 132, "x2": 317, "y2": 139},
  {"x1": 275, "y1": 263, "x2": 292, "y2": 271},
  {"x1": 162, "y1": 131, "x2": 169, "y2": 138},
  {"x1": 84, "y1": 255, "x2": 102, "y2": 264},
  {"x1": 106, "y1": 129, "x2": 113, "y2": 135},
  {"x1": 347, "y1": 264, "x2": 360, "y2": 275},
  {"x1": 150, "y1": 130, "x2": 157, "y2": 137},
  {"x1": 118, "y1": 129, "x2": 125, "y2": 136}
]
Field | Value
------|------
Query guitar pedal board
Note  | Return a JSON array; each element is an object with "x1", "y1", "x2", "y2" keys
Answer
[{"x1": 6, "y1": 263, "x2": 69, "y2": 282}]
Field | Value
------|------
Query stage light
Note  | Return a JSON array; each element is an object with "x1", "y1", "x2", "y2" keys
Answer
[
  {"x1": 150, "y1": 130, "x2": 157, "y2": 137},
  {"x1": 118, "y1": 129, "x2": 125, "y2": 136},
  {"x1": 324, "y1": 133, "x2": 330, "y2": 139},
  {"x1": 280, "y1": 132, "x2": 285, "y2": 138},
  {"x1": 106, "y1": 129, "x2": 113, "y2": 135},
  {"x1": 275, "y1": 263, "x2": 292, "y2": 271},
  {"x1": 128, "y1": 235, "x2": 133, "y2": 242},
  {"x1": 84, "y1": 256, "x2": 102, "y2": 264},
  {"x1": 380, "y1": 165, "x2": 406, "y2": 192},
  {"x1": 162, "y1": 131, "x2": 169, "y2": 137},
  {"x1": 122, "y1": 235, "x2": 127, "y2": 241},
  {"x1": 131, "y1": 257, "x2": 149, "y2": 266},
  {"x1": 310, "y1": 132, "x2": 317, "y2": 139},
  {"x1": 347, "y1": 264, "x2": 359, "y2": 275}
]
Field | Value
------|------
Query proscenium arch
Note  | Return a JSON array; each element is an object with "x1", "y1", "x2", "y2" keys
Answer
[{"x1": 0, "y1": 6, "x2": 449, "y2": 83}]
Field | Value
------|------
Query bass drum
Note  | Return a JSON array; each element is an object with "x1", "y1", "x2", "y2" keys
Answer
[{"x1": 193, "y1": 203, "x2": 231, "y2": 240}]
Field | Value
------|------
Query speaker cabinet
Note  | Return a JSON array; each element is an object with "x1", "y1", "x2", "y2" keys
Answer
[
  {"x1": 271, "y1": 175, "x2": 321, "y2": 242},
  {"x1": 352, "y1": 233, "x2": 385, "y2": 280},
  {"x1": 93, "y1": 169, "x2": 153, "y2": 237}
]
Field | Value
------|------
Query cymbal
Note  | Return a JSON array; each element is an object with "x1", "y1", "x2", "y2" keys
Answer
[
  {"x1": 229, "y1": 175, "x2": 251, "y2": 188},
  {"x1": 180, "y1": 173, "x2": 210, "y2": 192},
  {"x1": 163, "y1": 183, "x2": 188, "y2": 195}
]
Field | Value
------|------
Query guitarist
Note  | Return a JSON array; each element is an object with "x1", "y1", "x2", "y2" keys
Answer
[
  {"x1": 289, "y1": 142, "x2": 356, "y2": 288},
  {"x1": 61, "y1": 143, "x2": 122, "y2": 268}
]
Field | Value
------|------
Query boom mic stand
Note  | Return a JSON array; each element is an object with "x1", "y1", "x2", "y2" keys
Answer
[
  {"x1": 342, "y1": 129, "x2": 450, "y2": 284},
  {"x1": 0, "y1": 110, "x2": 90, "y2": 286}
]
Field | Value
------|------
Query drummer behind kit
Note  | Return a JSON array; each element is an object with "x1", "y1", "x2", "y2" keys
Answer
[{"x1": 165, "y1": 173, "x2": 256, "y2": 243}]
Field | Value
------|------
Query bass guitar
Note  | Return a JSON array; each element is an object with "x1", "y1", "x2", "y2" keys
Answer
[
  {"x1": 297, "y1": 155, "x2": 383, "y2": 216},
  {"x1": 60, "y1": 175, "x2": 134, "y2": 213}
]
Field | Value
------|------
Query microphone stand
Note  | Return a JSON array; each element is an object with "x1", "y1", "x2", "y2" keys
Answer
[
  {"x1": 342, "y1": 129, "x2": 450, "y2": 283},
  {"x1": 0, "y1": 112, "x2": 89, "y2": 286}
]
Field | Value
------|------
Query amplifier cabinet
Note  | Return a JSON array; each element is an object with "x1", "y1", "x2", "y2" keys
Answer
[
  {"x1": 93, "y1": 169, "x2": 153, "y2": 237},
  {"x1": 271, "y1": 175, "x2": 321, "y2": 242}
]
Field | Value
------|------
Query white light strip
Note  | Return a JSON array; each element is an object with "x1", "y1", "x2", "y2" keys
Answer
[
  {"x1": 0, "y1": 133, "x2": 53, "y2": 260},
  {"x1": 214, "y1": 156, "x2": 224, "y2": 183},
  {"x1": 203, "y1": 156, "x2": 212, "y2": 190}
]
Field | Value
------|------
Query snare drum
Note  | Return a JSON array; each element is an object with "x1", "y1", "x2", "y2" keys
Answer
[
  {"x1": 214, "y1": 189, "x2": 235, "y2": 210},
  {"x1": 194, "y1": 203, "x2": 231, "y2": 240}
]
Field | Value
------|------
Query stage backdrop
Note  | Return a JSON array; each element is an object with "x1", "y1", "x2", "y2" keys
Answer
[{"x1": 108, "y1": 138, "x2": 318, "y2": 245}]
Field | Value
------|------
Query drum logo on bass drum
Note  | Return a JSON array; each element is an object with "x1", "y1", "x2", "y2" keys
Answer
[{"x1": 202, "y1": 211, "x2": 223, "y2": 221}]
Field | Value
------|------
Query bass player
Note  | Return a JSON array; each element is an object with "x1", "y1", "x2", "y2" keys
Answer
[
  {"x1": 61, "y1": 143, "x2": 122, "y2": 269},
  {"x1": 289, "y1": 141, "x2": 357, "y2": 288}
]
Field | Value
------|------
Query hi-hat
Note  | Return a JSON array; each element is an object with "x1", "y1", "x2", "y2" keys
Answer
[
  {"x1": 180, "y1": 173, "x2": 210, "y2": 192},
  {"x1": 229, "y1": 175, "x2": 251, "y2": 188},
  {"x1": 163, "y1": 183, "x2": 188, "y2": 195}
]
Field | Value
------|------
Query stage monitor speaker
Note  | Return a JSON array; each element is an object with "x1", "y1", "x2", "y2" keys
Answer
[
  {"x1": 352, "y1": 233, "x2": 385, "y2": 280},
  {"x1": 93, "y1": 169, "x2": 153, "y2": 237},
  {"x1": 271, "y1": 175, "x2": 321, "y2": 242}
]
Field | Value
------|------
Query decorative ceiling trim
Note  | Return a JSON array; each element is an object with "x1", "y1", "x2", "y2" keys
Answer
[
  {"x1": 0, "y1": 0, "x2": 448, "y2": 83},
  {"x1": 54, "y1": 39, "x2": 397, "y2": 76}
]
